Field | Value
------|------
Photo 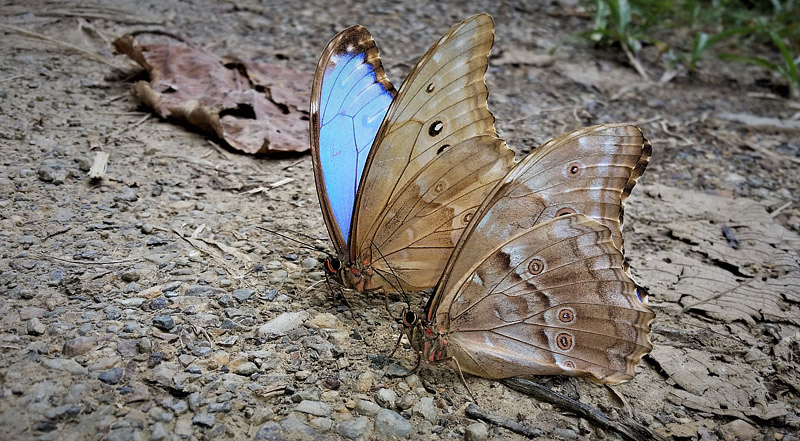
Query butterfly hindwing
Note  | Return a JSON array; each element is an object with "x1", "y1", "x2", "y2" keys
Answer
[
  {"x1": 310, "y1": 25, "x2": 396, "y2": 256},
  {"x1": 437, "y1": 124, "x2": 650, "y2": 299},
  {"x1": 438, "y1": 214, "x2": 654, "y2": 384},
  {"x1": 423, "y1": 124, "x2": 654, "y2": 384},
  {"x1": 350, "y1": 14, "x2": 514, "y2": 290}
]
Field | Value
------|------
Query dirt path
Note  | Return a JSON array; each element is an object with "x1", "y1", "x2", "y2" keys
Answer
[{"x1": 1, "y1": 1, "x2": 798, "y2": 440}]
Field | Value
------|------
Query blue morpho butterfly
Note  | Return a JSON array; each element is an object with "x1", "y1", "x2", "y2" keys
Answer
[
  {"x1": 309, "y1": 14, "x2": 514, "y2": 293},
  {"x1": 311, "y1": 13, "x2": 654, "y2": 385}
]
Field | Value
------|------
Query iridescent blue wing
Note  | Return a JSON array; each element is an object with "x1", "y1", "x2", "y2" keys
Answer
[{"x1": 310, "y1": 25, "x2": 396, "y2": 258}]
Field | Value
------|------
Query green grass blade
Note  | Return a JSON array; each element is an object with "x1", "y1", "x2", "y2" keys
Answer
[
  {"x1": 769, "y1": 30, "x2": 799, "y2": 84},
  {"x1": 718, "y1": 53, "x2": 780, "y2": 72}
]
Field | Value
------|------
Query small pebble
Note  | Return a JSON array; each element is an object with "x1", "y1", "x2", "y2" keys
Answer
[
  {"x1": 335, "y1": 416, "x2": 370, "y2": 440},
  {"x1": 412, "y1": 397, "x2": 437, "y2": 422},
  {"x1": 192, "y1": 413, "x2": 215, "y2": 428},
  {"x1": 38, "y1": 166, "x2": 55, "y2": 182},
  {"x1": 149, "y1": 297, "x2": 167, "y2": 310},
  {"x1": 234, "y1": 362, "x2": 258, "y2": 376},
  {"x1": 464, "y1": 422, "x2": 488, "y2": 441},
  {"x1": 120, "y1": 270, "x2": 140, "y2": 282},
  {"x1": 232, "y1": 288, "x2": 254, "y2": 303},
  {"x1": 355, "y1": 400, "x2": 381, "y2": 416},
  {"x1": 295, "y1": 400, "x2": 332, "y2": 417},
  {"x1": 309, "y1": 417, "x2": 333, "y2": 431},
  {"x1": 150, "y1": 422, "x2": 166, "y2": 441},
  {"x1": 98, "y1": 368, "x2": 124, "y2": 385},
  {"x1": 355, "y1": 371, "x2": 374, "y2": 392},
  {"x1": 42, "y1": 358, "x2": 88, "y2": 375},
  {"x1": 324, "y1": 376, "x2": 340, "y2": 390},
  {"x1": 105, "y1": 306, "x2": 122, "y2": 320},
  {"x1": 218, "y1": 295, "x2": 236, "y2": 308},
  {"x1": 251, "y1": 407, "x2": 274, "y2": 425},
  {"x1": 375, "y1": 409, "x2": 412, "y2": 439},
  {"x1": 152, "y1": 315, "x2": 175, "y2": 331},
  {"x1": 398, "y1": 392, "x2": 419, "y2": 410},
  {"x1": 300, "y1": 257, "x2": 318, "y2": 269},
  {"x1": 27, "y1": 318, "x2": 46, "y2": 336},
  {"x1": 208, "y1": 401, "x2": 232, "y2": 413},
  {"x1": 375, "y1": 388, "x2": 398, "y2": 409},
  {"x1": 62, "y1": 336, "x2": 96, "y2": 357},
  {"x1": 257, "y1": 311, "x2": 309, "y2": 337}
]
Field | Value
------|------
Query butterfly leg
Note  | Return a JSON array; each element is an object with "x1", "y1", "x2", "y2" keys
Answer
[
  {"x1": 389, "y1": 329, "x2": 404, "y2": 358},
  {"x1": 428, "y1": 356, "x2": 477, "y2": 403},
  {"x1": 324, "y1": 273, "x2": 360, "y2": 325}
]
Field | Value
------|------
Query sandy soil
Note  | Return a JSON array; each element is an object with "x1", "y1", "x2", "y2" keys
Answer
[{"x1": 1, "y1": 1, "x2": 798, "y2": 440}]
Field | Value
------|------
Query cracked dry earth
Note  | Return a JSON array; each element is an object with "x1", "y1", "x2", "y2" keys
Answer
[{"x1": 1, "y1": 1, "x2": 799, "y2": 440}]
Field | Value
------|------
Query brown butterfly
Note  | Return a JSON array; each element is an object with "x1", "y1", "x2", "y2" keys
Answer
[
  {"x1": 403, "y1": 124, "x2": 655, "y2": 385},
  {"x1": 309, "y1": 14, "x2": 513, "y2": 294}
]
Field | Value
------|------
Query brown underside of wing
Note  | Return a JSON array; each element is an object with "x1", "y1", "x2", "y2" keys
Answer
[
  {"x1": 351, "y1": 14, "x2": 514, "y2": 290},
  {"x1": 434, "y1": 124, "x2": 650, "y2": 311},
  {"x1": 434, "y1": 214, "x2": 654, "y2": 384}
]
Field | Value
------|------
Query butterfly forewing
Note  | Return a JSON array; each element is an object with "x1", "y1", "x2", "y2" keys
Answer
[
  {"x1": 350, "y1": 13, "x2": 513, "y2": 290},
  {"x1": 436, "y1": 214, "x2": 654, "y2": 383},
  {"x1": 310, "y1": 25, "x2": 396, "y2": 257}
]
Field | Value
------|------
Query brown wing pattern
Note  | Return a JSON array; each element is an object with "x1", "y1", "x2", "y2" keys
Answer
[
  {"x1": 368, "y1": 136, "x2": 512, "y2": 290},
  {"x1": 435, "y1": 124, "x2": 650, "y2": 305},
  {"x1": 351, "y1": 14, "x2": 513, "y2": 290},
  {"x1": 440, "y1": 214, "x2": 654, "y2": 384}
]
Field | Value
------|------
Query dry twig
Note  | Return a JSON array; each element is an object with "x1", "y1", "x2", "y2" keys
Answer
[
  {"x1": 501, "y1": 378, "x2": 664, "y2": 441},
  {"x1": 0, "y1": 23, "x2": 124, "y2": 69}
]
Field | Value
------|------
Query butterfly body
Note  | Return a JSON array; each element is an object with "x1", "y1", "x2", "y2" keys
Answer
[
  {"x1": 311, "y1": 14, "x2": 514, "y2": 293},
  {"x1": 405, "y1": 124, "x2": 655, "y2": 385}
]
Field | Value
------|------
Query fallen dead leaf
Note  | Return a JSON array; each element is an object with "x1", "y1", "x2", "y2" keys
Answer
[{"x1": 112, "y1": 34, "x2": 311, "y2": 154}]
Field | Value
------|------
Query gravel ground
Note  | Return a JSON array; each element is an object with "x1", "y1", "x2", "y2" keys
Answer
[{"x1": 1, "y1": 1, "x2": 798, "y2": 440}]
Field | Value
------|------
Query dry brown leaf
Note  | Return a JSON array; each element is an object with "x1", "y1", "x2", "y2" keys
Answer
[{"x1": 112, "y1": 35, "x2": 310, "y2": 154}]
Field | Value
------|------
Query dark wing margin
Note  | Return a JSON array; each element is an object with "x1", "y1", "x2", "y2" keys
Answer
[{"x1": 310, "y1": 25, "x2": 396, "y2": 258}]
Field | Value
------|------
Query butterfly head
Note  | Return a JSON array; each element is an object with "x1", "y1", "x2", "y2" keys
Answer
[
  {"x1": 322, "y1": 255, "x2": 346, "y2": 285},
  {"x1": 322, "y1": 255, "x2": 372, "y2": 291},
  {"x1": 399, "y1": 308, "x2": 444, "y2": 362}
]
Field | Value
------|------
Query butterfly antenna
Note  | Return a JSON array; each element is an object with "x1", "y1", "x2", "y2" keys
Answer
[
  {"x1": 370, "y1": 241, "x2": 410, "y2": 307},
  {"x1": 256, "y1": 226, "x2": 327, "y2": 254}
]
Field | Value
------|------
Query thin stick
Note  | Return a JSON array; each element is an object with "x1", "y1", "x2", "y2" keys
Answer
[
  {"x1": 105, "y1": 114, "x2": 152, "y2": 143},
  {"x1": 0, "y1": 74, "x2": 24, "y2": 84},
  {"x1": 659, "y1": 120, "x2": 694, "y2": 146},
  {"x1": 621, "y1": 43, "x2": 649, "y2": 80},
  {"x1": 36, "y1": 252, "x2": 140, "y2": 266},
  {"x1": 501, "y1": 378, "x2": 663, "y2": 441},
  {"x1": 88, "y1": 151, "x2": 110, "y2": 180},
  {"x1": 254, "y1": 226, "x2": 324, "y2": 253},
  {"x1": 465, "y1": 403, "x2": 542, "y2": 438},
  {"x1": 770, "y1": 201, "x2": 792, "y2": 218},
  {"x1": 282, "y1": 158, "x2": 305, "y2": 170},
  {"x1": 0, "y1": 23, "x2": 123, "y2": 69}
]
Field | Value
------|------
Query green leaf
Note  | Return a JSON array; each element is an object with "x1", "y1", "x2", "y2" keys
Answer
[{"x1": 770, "y1": 30, "x2": 799, "y2": 84}]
